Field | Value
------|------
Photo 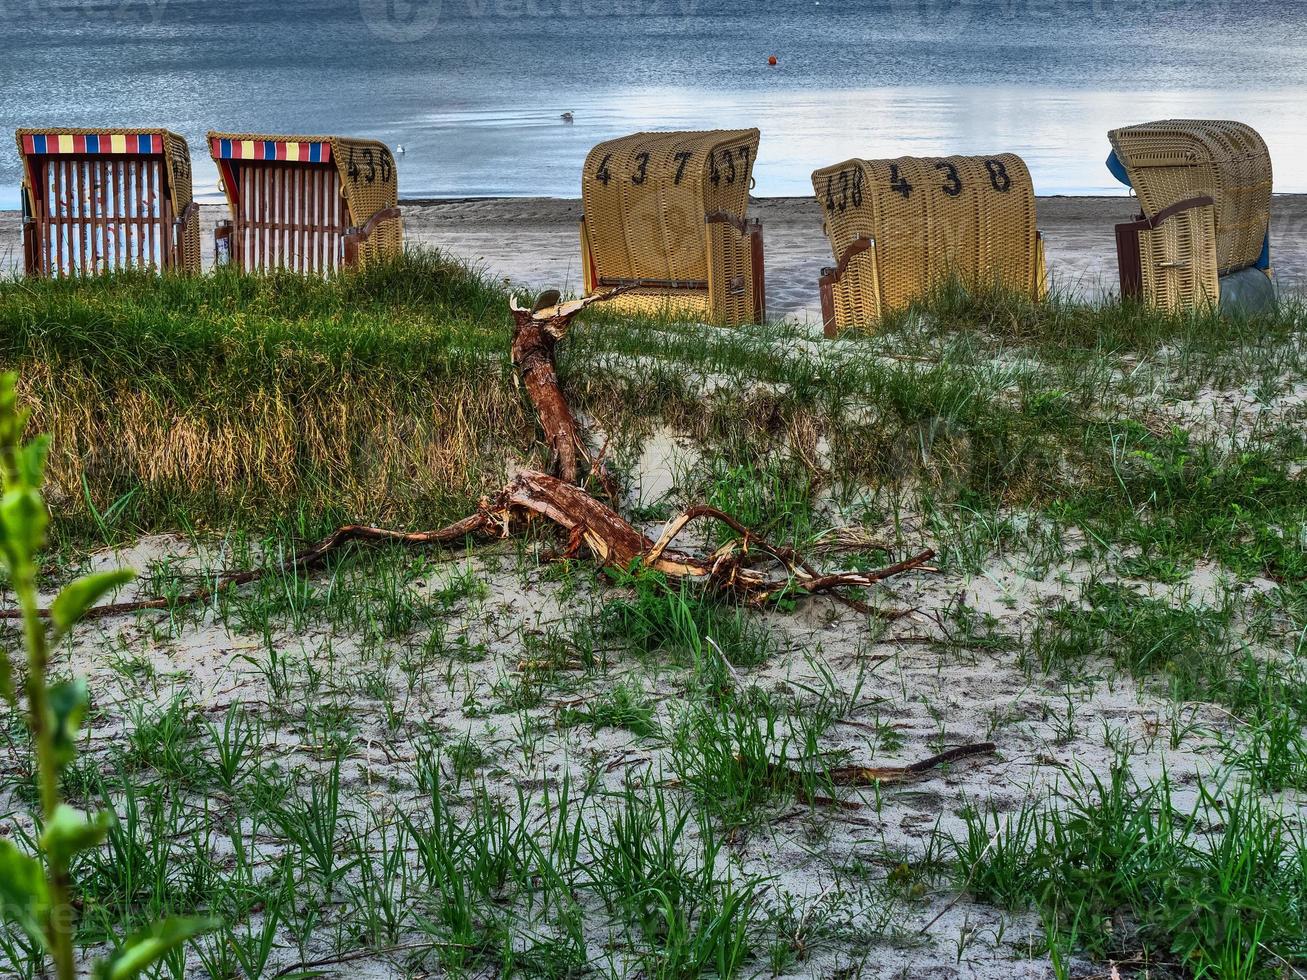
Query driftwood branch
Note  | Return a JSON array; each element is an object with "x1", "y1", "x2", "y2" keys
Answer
[
  {"x1": 4, "y1": 288, "x2": 936, "y2": 622},
  {"x1": 2, "y1": 472, "x2": 933, "y2": 621},
  {"x1": 509, "y1": 287, "x2": 629, "y2": 486}
]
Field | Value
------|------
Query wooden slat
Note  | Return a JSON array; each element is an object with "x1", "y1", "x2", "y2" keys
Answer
[
  {"x1": 53, "y1": 159, "x2": 65, "y2": 274},
  {"x1": 224, "y1": 160, "x2": 349, "y2": 276}
]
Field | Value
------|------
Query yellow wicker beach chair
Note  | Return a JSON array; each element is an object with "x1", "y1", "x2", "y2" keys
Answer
[
  {"x1": 1107, "y1": 119, "x2": 1273, "y2": 312},
  {"x1": 208, "y1": 131, "x2": 402, "y2": 272},
  {"x1": 813, "y1": 154, "x2": 1045, "y2": 335},
  {"x1": 580, "y1": 129, "x2": 765, "y2": 326},
  {"x1": 16, "y1": 128, "x2": 199, "y2": 277}
]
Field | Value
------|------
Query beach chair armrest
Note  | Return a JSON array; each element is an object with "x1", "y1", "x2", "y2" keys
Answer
[
  {"x1": 347, "y1": 206, "x2": 403, "y2": 242},
  {"x1": 819, "y1": 237, "x2": 878, "y2": 337},
  {"x1": 174, "y1": 200, "x2": 199, "y2": 230},
  {"x1": 343, "y1": 207, "x2": 403, "y2": 267},
  {"x1": 1115, "y1": 196, "x2": 1215, "y2": 302},
  {"x1": 820, "y1": 237, "x2": 875, "y2": 286}
]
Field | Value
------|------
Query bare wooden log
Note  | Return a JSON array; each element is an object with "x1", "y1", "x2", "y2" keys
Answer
[{"x1": 509, "y1": 288, "x2": 628, "y2": 486}]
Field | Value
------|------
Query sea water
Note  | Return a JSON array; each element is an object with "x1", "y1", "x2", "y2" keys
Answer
[{"x1": 1, "y1": 0, "x2": 1305, "y2": 208}]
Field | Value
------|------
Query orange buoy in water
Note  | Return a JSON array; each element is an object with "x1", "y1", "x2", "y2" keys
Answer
[{"x1": 768, "y1": 55, "x2": 778, "y2": 66}]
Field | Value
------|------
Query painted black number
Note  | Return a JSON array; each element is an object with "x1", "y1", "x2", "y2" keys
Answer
[
  {"x1": 935, "y1": 161, "x2": 962, "y2": 197},
  {"x1": 673, "y1": 151, "x2": 693, "y2": 184},
  {"x1": 595, "y1": 153, "x2": 613, "y2": 185},
  {"x1": 708, "y1": 151, "x2": 721, "y2": 185},
  {"x1": 737, "y1": 145, "x2": 750, "y2": 175},
  {"x1": 361, "y1": 148, "x2": 377, "y2": 183},
  {"x1": 888, "y1": 163, "x2": 912, "y2": 199},
  {"x1": 985, "y1": 158, "x2": 1011, "y2": 192},
  {"x1": 632, "y1": 152, "x2": 650, "y2": 185},
  {"x1": 724, "y1": 150, "x2": 737, "y2": 184},
  {"x1": 347, "y1": 148, "x2": 360, "y2": 182},
  {"x1": 825, "y1": 168, "x2": 863, "y2": 213}
]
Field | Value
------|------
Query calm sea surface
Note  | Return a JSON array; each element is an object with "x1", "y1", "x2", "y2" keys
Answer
[{"x1": 2, "y1": 0, "x2": 1306, "y2": 208}]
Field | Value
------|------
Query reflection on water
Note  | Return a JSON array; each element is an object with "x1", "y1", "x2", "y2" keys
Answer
[
  {"x1": 2, "y1": 0, "x2": 1306, "y2": 207},
  {"x1": 391, "y1": 86, "x2": 1307, "y2": 200}
]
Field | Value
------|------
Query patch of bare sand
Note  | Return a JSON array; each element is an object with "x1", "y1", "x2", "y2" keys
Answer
[
  {"x1": 22, "y1": 459, "x2": 1273, "y2": 977},
  {"x1": 5, "y1": 195, "x2": 1306, "y2": 322}
]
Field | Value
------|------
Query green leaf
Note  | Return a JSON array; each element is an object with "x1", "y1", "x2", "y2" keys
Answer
[
  {"x1": 0, "y1": 838, "x2": 50, "y2": 947},
  {"x1": 94, "y1": 917, "x2": 218, "y2": 980},
  {"x1": 41, "y1": 803, "x2": 112, "y2": 867},
  {"x1": 0, "y1": 488, "x2": 47, "y2": 559},
  {"x1": 45, "y1": 679, "x2": 89, "y2": 769},
  {"x1": 51, "y1": 569, "x2": 135, "y2": 637}
]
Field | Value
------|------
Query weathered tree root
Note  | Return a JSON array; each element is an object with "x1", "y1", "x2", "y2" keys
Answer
[
  {"x1": 5, "y1": 287, "x2": 935, "y2": 622},
  {"x1": 2, "y1": 471, "x2": 933, "y2": 622},
  {"x1": 509, "y1": 287, "x2": 630, "y2": 487},
  {"x1": 769, "y1": 742, "x2": 997, "y2": 810}
]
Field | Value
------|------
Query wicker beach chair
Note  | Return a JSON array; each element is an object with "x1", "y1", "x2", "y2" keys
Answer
[
  {"x1": 1107, "y1": 120, "x2": 1273, "y2": 312},
  {"x1": 579, "y1": 129, "x2": 765, "y2": 326},
  {"x1": 16, "y1": 128, "x2": 199, "y2": 277},
  {"x1": 208, "y1": 132, "x2": 402, "y2": 273},
  {"x1": 813, "y1": 154, "x2": 1046, "y2": 335}
]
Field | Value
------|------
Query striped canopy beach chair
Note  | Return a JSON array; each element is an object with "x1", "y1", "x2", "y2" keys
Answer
[
  {"x1": 580, "y1": 129, "x2": 765, "y2": 326},
  {"x1": 16, "y1": 128, "x2": 199, "y2": 277},
  {"x1": 1107, "y1": 119, "x2": 1273, "y2": 312},
  {"x1": 208, "y1": 132, "x2": 402, "y2": 273},
  {"x1": 814, "y1": 154, "x2": 1046, "y2": 335}
]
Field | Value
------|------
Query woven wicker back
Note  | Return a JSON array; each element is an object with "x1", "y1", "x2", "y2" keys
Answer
[
  {"x1": 209, "y1": 132, "x2": 401, "y2": 270},
  {"x1": 581, "y1": 129, "x2": 759, "y2": 286},
  {"x1": 332, "y1": 135, "x2": 402, "y2": 264},
  {"x1": 16, "y1": 127, "x2": 199, "y2": 276},
  {"x1": 1108, "y1": 120, "x2": 1270, "y2": 275},
  {"x1": 813, "y1": 153, "x2": 1041, "y2": 319}
]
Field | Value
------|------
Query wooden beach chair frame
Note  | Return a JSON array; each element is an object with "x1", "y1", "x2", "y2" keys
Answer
[
  {"x1": 1107, "y1": 119, "x2": 1272, "y2": 311},
  {"x1": 814, "y1": 153, "x2": 1045, "y2": 335},
  {"x1": 16, "y1": 128, "x2": 199, "y2": 277},
  {"x1": 208, "y1": 131, "x2": 402, "y2": 273},
  {"x1": 579, "y1": 129, "x2": 765, "y2": 326}
]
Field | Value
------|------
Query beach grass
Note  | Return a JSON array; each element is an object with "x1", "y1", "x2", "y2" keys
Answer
[{"x1": 1, "y1": 251, "x2": 1305, "y2": 978}]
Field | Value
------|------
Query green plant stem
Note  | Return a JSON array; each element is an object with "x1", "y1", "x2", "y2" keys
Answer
[{"x1": 15, "y1": 558, "x2": 76, "y2": 980}]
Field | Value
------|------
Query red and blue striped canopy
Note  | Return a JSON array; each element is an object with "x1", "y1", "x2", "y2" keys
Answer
[
  {"x1": 210, "y1": 137, "x2": 331, "y2": 163},
  {"x1": 21, "y1": 132, "x2": 164, "y2": 156}
]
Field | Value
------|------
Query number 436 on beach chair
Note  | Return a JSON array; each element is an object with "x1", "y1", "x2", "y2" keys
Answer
[
  {"x1": 579, "y1": 129, "x2": 766, "y2": 326},
  {"x1": 209, "y1": 131, "x2": 403, "y2": 273},
  {"x1": 814, "y1": 153, "x2": 1047, "y2": 335},
  {"x1": 16, "y1": 128, "x2": 200, "y2": 277},
  {"x1": 1106, "y1": 119, "x2": 1274, "y2": 313}
]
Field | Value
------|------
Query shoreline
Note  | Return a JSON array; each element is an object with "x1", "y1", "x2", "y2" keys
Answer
[{"x1": 5, "y1": 194, "x2": 1306, "y2": 322}]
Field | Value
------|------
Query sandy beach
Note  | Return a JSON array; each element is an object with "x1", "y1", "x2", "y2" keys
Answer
[{"x1": 4, "y1": 194, "x2": 1307, "y2": 323}]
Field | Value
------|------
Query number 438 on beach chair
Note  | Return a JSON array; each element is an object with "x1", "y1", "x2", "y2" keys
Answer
[
  {"x1": 16, "y1": 128, "x2": 200, "y2": 277},
  {"x1": 579, "y1": 129, "x2": 766, "y2": 326},
  {"x1": 208, "y1": 131, "x2": 403, "y2": 273},
  {"x1": 814, "y1": 153, "x2": 1046, "y2": 335},
  {"x1": 1106, "y1": 119, "x2": 1274, "y2": 313}
]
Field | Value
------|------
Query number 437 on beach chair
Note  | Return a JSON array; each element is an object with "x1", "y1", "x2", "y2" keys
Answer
[
  {"x1": 208, "y1": 132, "x2": 403, "y2": 273},
  {"x1": 16, "y1": 128, "x2": 200, "y2": 277},
  {"x1": 579, "y1": 129, "x2": 766, "y2": 326},
  {"x1": 814, "y1": 153, "x2": 1046, "y2": 335}
]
